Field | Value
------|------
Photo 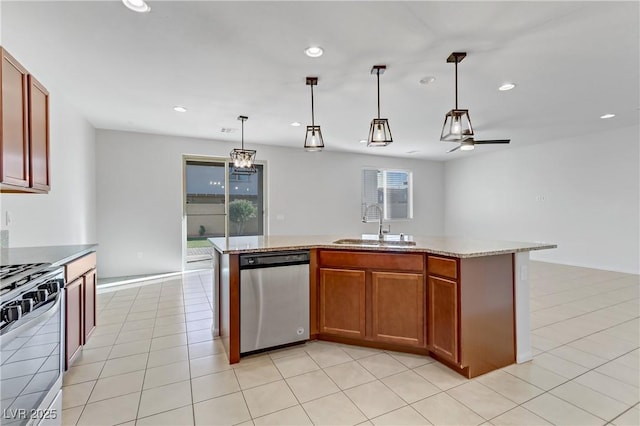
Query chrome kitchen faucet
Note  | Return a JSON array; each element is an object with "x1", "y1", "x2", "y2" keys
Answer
[{"x1": 362, "y1": 203, "x2": 386, "y2": 240}]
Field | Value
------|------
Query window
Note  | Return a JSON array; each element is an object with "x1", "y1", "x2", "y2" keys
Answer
[{"x1": 361, "y1": 168, "x2": 413, "y2": 222}]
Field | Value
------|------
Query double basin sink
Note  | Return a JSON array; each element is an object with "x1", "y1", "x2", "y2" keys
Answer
[{"x1": 333, "y1": 234, "x2": 416, "y2": 247}]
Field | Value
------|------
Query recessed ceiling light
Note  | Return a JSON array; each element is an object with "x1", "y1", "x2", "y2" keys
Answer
[
  {"x1": 498, "y1": 83, "x2": 516, "y2": 91},
  {"x1": 419, "y1": 76, "x2": 436, "y2": 85},
  {"x1": 122, "y1": 0, "x2": 150, "y2": 13},
  {"x1": 406, "y1": 150, "x2": 420, "y2": 154},
  {"x1": 173, "y1": 106, "x2": 187, "y2": 113},
  {"x1": 290, "y1": 122, "x2": 301, "y2": 127},
  {"x1": 304, "y1": 46, "x2": 324, "y2": 58},
  {"x1": 600, "y1": 113, "x2": 616, "y2": 119},
  {"x1": 359, "y1": 139, "x2": 367, "y2": 144}
]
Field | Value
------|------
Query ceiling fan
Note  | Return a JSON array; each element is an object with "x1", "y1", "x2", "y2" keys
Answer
[
  {"x1": 440, "y1": 51, "x2": 511, "y2": 153},
  {"x1": 447, "y1": 137, "x2": 511, "y2": 153}
]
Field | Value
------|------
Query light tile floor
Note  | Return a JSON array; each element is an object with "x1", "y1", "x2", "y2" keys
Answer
[{"x1": 63, "y1": 262, "x2": 639, "y2": 425}]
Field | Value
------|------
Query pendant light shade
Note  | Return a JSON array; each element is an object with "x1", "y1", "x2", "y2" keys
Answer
[
  {"x1": 441, "y1": 109, "x2": 473, "y2": 142},
  {"x1": 304, "y1": 77, "x2": 325, "y2": 152},
  {"x1": 230, "y1": 115, "x2": 257, "y2": 175},
  {"x1": 440, "y1": 52, "x2": 474, "y2": 142},
  {"x1": 368, "y1": 65, "x2": 393, "y2": 147},
  {"x1": 304, "y1": 126, "x2": 324, "y2": 152},
  {"x1": 368, "y1": 119, "x2": 393, "y2": 146}
]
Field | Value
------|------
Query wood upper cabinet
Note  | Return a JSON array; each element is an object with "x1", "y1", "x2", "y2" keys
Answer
[
  {"x1": 27, "y1": 75, "x2": 49, "y2": 191},
  {"x1": 0, "y1": 46, "x2": 50, "y2": 193},
  {"x1": 319, "y1": 268, "x2": 366, "y2": 339},
  {"x1": 427, "y1": 276, "x2": 459, "y2": 364},
  {"x1": 371, "y1": 272, "x2": 425, "y2": 347},
  {"x1": 1, "y1": 47, "x2": 29, "y2": 188}
]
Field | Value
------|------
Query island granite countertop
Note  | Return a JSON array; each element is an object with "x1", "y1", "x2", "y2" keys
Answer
[
  {"x1": 209, "y1": 235, "x2": 555, "y2": 258},
  {"x1": 1, "y1": 244, "x2": 98, "y2": 267}
]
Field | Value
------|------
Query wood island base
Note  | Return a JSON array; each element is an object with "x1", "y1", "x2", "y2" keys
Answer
[{"x1": 216, "y1": 245, "x2": 522, "y2": 378}]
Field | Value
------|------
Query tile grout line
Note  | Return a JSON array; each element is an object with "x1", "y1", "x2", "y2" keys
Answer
[
  {"x1": 607, "y1": 402, "x2": 640, "y2": 425},
  {"x1": 183, "y1": 274, "x2": 197, "y2": 426},
  {"x1": 530, "y1": 296, "x2": 638, "y2": 331},
  {"x1": 529, "y1": 278, "x2": 636, "y2": 313}
]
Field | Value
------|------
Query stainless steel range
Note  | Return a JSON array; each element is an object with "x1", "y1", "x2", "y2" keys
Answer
[{"x1": 1, "y1": 262, "x2": 65, "y2": 426}]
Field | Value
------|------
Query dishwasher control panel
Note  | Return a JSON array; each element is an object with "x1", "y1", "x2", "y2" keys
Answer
[{"x1": 239, "y1": 251, "x2": 310, "y2": 268}]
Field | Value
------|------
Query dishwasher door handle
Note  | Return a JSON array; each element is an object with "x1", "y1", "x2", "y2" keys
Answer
[{"x1": 253, "y1": 268, "x2": 265, "y2": 350}]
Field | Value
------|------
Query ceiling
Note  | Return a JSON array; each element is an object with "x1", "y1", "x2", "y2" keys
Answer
[{"x1": 2, "y1": 1, "x2": 638, "y2": 161}]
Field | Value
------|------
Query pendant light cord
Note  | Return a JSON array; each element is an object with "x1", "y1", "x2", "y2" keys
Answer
[
  {"x1": 241, "y1": 119, "x2": 244, "y2": 149},
  {"x1": 454, "y1": 59, "x2": 458, "y2": 109},
  {"x1": 377, "y1": 69, "x2": 381, "y2": 119},
  {"x1": 310, "y1": 83, "x2": 315, "y2": 128}
]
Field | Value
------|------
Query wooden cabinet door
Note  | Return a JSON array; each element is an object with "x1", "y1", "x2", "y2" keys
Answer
[
  {"x1": 319, "y1": 268, "x2": 366, "y2": 338},
  {"x1": 83, "y1": 269, "x2": 97, "y2": 342},
  {"x1": 372, "y1": 272, "x2": 425, "y2": 347},
  {"x1": 1, "y1": 48, "x2": 29, "y2": 188},
  {"x1": 27, "y1": 75, "x2": 49, "y2": 191},
  {"x1": 427, "y1": 276, "x2": 459, "y2": 364},
  {"x1": 65, "y1": 277, "x2": 83, "y2": 369}
]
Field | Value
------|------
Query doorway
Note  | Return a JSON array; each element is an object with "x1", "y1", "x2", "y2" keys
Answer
[{"x1": 183, "y1": 157, "x2": 265, "y2": 267}]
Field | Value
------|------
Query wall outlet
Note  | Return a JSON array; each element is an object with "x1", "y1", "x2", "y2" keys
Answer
[
  {"x1": 535, "y1": 195, "x2": 546, "y2": 202},
  {"x1": 137, "y1": 252, "x2": 144, "y2": 259},
  {"x1": 276, "y1": 214, "x2": 285, "y2": 221}
]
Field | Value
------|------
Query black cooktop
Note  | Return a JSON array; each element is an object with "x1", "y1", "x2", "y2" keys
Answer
[{"x1": 0, "y1": 263, "x2": 51, "y2": 296}]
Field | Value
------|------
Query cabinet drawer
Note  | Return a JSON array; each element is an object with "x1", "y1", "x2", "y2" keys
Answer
[
  {"x1": 319, "y1": 250, "x2": 424, "y2": 272},
  {"x1": 428, "y1": 256, "x2": 458, "y2": 279},
  {"x1": 66, "y1": 252, "x2": 97, "y2": 282}
]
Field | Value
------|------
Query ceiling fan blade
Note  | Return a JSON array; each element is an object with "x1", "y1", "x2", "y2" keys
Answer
[
  {"x1": 472, "y1": 139, "x2": 511, "y2": 145},
  {"x1": 447, "y1": 145, "x2": 461, "y2": 153}
]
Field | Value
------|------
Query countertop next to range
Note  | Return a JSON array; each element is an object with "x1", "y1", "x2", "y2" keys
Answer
[
  {"x1": 1, "y1": 244, "x2": 97, "y2": 267},
  {"x1": 209, "y1": 235, "x2": 556, "y2": 258}
]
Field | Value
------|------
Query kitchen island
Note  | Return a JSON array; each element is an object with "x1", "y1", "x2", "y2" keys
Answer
[{"x1": 210, "y1": 235, "x2": 555, "y2": 378}]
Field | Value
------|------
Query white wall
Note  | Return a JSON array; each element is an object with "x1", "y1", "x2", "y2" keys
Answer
[
  {"x1": 0, "y1": 94, "x2": 97, "y2": 247},
  {"x1": 96, "y1": 130, "x2": 445, "y2": 278},
  {"x1": 444, "y1": 125, "x2": 640, "y2": 274}
]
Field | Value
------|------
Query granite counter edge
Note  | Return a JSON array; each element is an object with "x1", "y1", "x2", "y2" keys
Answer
[{"x1": 211, "y1": 242, "x2": 557, "y2": 258}]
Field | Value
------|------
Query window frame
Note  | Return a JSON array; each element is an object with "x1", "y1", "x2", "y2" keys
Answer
[{"x1": 361, "y1": 167, "x2": 414, "y2": 223}]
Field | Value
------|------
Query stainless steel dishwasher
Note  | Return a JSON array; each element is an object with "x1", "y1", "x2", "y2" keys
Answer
[{"x1": 239, "y1": 250, "x2": 310, "y2": 354}]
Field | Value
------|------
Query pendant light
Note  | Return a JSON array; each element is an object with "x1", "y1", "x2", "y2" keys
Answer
[
  {"x1": 367, "y1": 65, "x2": 393, "y2": 147},
  {"x1": 304, "y1": 77, "x2": 325, "y2": 152},
  {"x1": 440, "y1": 52, "x2": 474, "y2": 142},
  {"x1": 230, "y1": 115, "x2": 257, "y2": 175}
]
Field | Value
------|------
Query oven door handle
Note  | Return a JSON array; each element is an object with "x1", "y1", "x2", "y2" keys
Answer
[{"x1": 1, "y1": 292, "x2": 62, "y2": 344}]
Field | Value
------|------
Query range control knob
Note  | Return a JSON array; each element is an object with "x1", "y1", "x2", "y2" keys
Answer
[
  {"x1": 23, "y1": 289, "x2": 49, "y2": 304},
  {"x1": 1, "y1": 305, "x2": 22, "y2": 322},
  {"x1": 38, "y1": 280, "x2": 61, "y2": 295},
  {"x1": 6, "y1": 299, "x2": 33, "y2": 315},
  {"x1": 19, "y1": 298, "x2": 34, "y2": 314}
]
